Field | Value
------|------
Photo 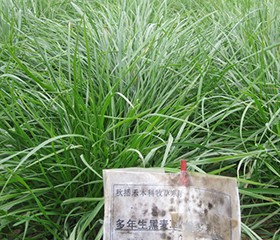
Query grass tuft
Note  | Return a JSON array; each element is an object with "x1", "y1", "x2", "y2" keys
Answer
[{"x1": 0, "y1": 0, "x2": 279, "y2": 239}]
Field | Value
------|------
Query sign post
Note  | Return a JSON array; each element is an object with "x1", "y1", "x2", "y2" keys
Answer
[{"x1": 103, "y1": 166, "x2": 240, "y2": 240}]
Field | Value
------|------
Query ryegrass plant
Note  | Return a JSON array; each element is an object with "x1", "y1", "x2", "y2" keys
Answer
[{"x1": 0, "y1": 0, "x2": 279, "y2": 239}]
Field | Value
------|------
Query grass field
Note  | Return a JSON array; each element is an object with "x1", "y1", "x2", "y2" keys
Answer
[{"x1": 0, "y1": 0, "x2": 279, "y2": 239}]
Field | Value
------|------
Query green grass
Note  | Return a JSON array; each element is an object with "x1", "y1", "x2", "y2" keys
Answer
[{"x1": 0, "y1": 0, "x2": 279, "y2": 239}]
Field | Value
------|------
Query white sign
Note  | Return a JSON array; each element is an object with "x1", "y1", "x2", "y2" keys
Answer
[{"x1": 103, "y1": 168, "x2": 240, "y2": 240}]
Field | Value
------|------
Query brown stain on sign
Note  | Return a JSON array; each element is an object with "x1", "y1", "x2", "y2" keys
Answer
[
  {"x1": 170, "y1": 212, "x2": 179, "y2": 228},
  {"x1": 168, "y1": 174, "x2": 180, "y2": 186},
  {"x1": 143, "y1": 209, "x2": 148, "y2": 215},
  {"x1": 160, "y1": 210, "x2": 166, "y2": 217},
  {"x1": 169, "y1": 206, "x2": 175, "y2": 212},
  {"x1": 231, "y1": 219, "x2": 238, "y2": 228},
  {"x1": 151, "y1": 204, "x2": 159, "y2": 217},
  {"x1": 204, "y1": 208, "x2": 208, "y2": 215},
  {"x1": 151, "y1": 204, "x2": 166, "y2": 217},
  {"x1": 161, "y1": 233, "x2": 172, "y2": 240}
]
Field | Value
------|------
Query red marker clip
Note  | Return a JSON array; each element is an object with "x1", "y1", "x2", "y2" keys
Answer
[{"x1": 180, "y1": 159, "x2": 189, "y2": 186}]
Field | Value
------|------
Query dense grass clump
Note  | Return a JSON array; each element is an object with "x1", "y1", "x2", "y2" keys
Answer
[{"x1": 0, "y1": 0, "x2": 279, "y2": 239}]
